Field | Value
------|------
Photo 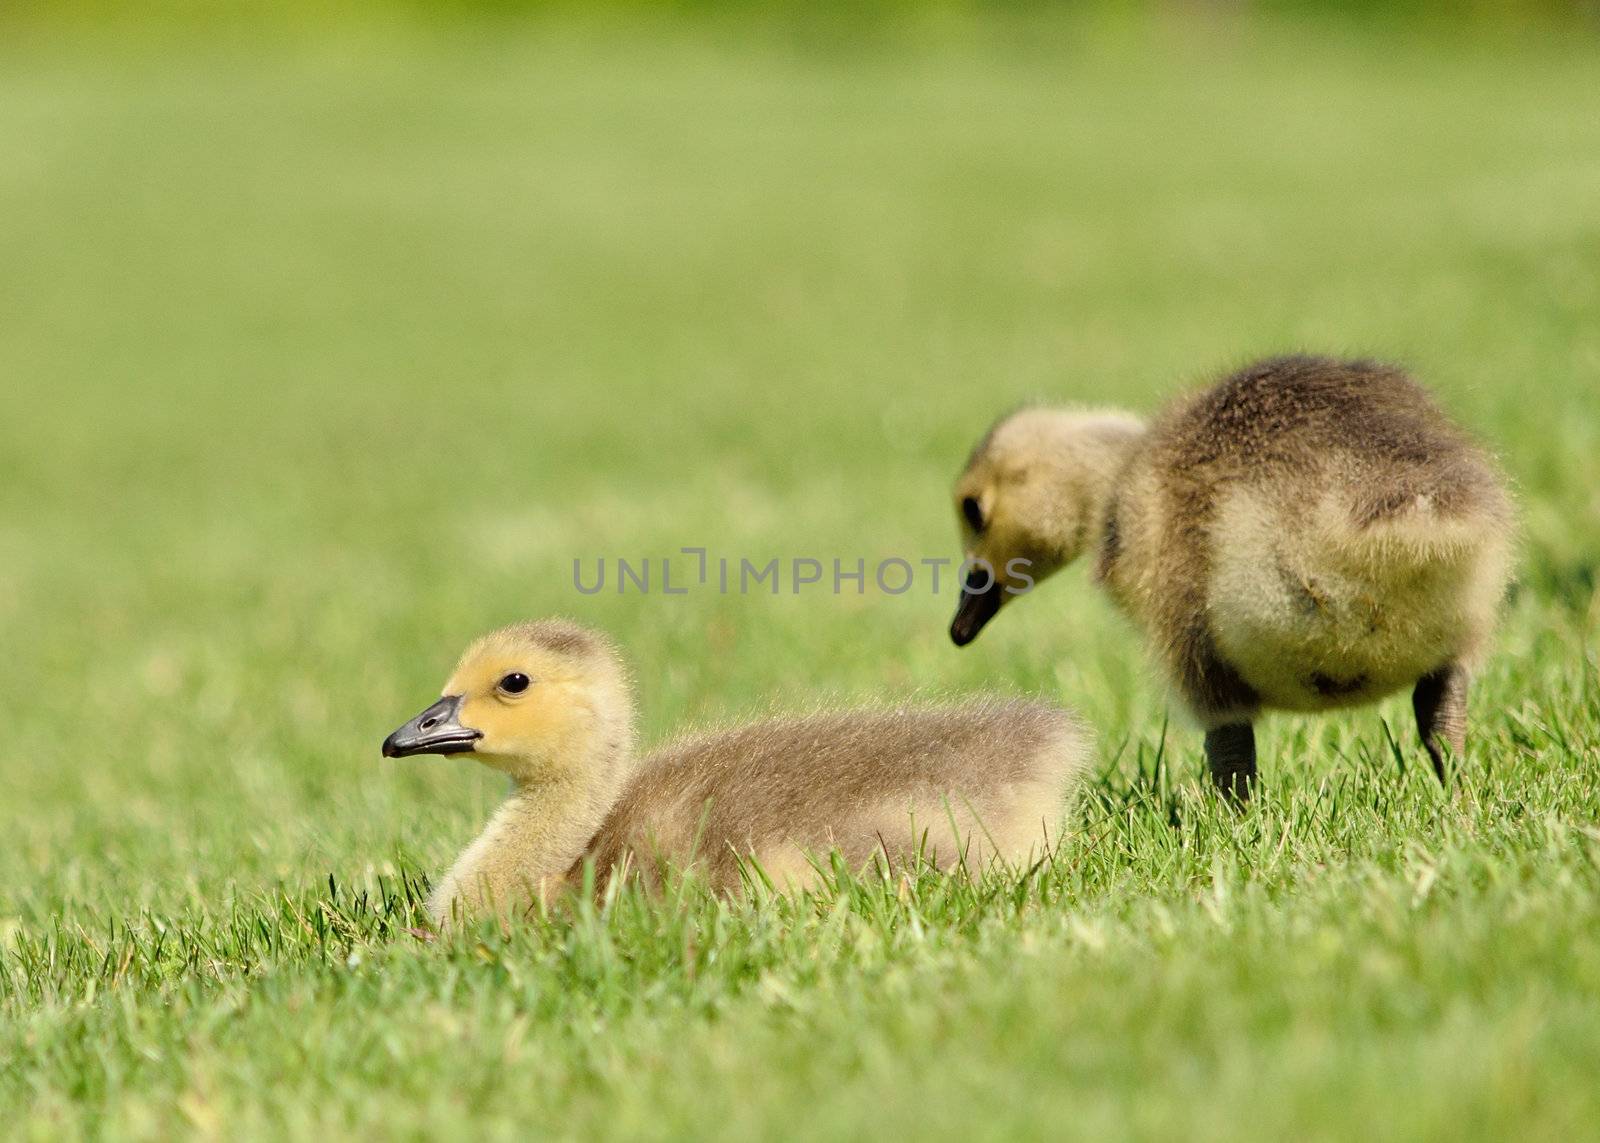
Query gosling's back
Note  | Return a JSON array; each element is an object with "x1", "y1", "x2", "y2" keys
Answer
[
  {"x1": 1140, "y1": 355, "x2": 1506, "y2": 522},
  {"x1": 577, "y1": 699, "x2": 1088, "y2": 893}
]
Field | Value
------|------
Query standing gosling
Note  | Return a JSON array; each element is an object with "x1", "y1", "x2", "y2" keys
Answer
[
  {"x1": 949, "y1": 355, "x2": 1514, "y2": 799},
  {"x1": 383, "y1": 619, "x2": 1089, "y2": 925}
]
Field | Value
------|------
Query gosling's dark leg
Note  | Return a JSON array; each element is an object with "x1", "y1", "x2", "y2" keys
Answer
[
  {"x1": 1413, "y1": 664, "x2": 1469, "y2": 784},
  {"x1": 1205, "y1": 723, "x2": 1257, "y2": 803}
]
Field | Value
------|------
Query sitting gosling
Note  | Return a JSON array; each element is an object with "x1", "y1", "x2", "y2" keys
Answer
[
  {"x1": 949, "y1": 354, "x2": 1514, "y2": 799},
  {"x1": 382, "y1": 619, "x2": 1089, "y2": 924}
]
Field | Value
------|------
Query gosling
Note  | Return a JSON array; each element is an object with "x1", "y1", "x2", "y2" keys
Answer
[
  {"x1": 382, "y1": 619, "x2": 1090, "y2": 924},
  {"x1": 949, "y1": 354, "x2": 1514, "y2": 799}
]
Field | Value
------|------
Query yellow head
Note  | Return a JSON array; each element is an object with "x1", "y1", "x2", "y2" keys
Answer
[
  {"x1": 950, "y1": 407, "x2": 1146, "y2": 645},
  {"x1": 382, "y1": 619, "x2": 635, "y2": 785}
]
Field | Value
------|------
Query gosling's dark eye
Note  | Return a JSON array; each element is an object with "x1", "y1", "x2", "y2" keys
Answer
[
  {"x1": 961, "y1": 496, "x2": 985, "y2": 533},
  {"x1": 498, "y1": 672, "x2": 530, "y2": 695}
]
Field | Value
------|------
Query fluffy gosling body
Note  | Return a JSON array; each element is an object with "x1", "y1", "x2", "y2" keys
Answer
[
  {"x1": 950, "y1": 354, "x2": 1514, "y2": 798},
  {"x1": 383, "y1": 619, "x2": 1090, "y2": 924}
]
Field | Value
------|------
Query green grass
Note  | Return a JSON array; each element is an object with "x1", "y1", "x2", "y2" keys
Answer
[{"x1": 3, "y1": 10, "x2": 1600, "y2": 1138}]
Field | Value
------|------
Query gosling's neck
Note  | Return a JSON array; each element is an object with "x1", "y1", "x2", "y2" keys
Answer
[
  {"x1": 1081, "y1": 419, "x2": 1148, "y2": 592},
  {"x1": 1037, "y1": 412, "x2": 1147, "y2": 566},
  {"x1": 429, "y1": 711, "x2": 637, "y2": 924}
]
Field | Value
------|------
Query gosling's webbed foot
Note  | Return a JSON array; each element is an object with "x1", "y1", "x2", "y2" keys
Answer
[
  {"x1": 1205, "y1": 723, "x2": 1257, "y2": 804},
  {"x1": 1413, "y1": 664, "x2": 1469, "y2": 785}
]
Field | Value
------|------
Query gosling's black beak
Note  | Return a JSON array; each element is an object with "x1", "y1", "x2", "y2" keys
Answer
[
  {"x1": 382, "y1": 694, "x2": 482, "y2": 758},
  {"x1": 949, "y1": 571, "x2": 1006, "y2": 647}
]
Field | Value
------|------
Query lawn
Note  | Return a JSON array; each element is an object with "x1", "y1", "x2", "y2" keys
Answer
[{"x1": 2, "y1": 8, "x2": 1599, "y2": 1138}]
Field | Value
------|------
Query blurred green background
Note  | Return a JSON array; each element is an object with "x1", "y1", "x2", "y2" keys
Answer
[{"x1": 2, "y1": 1, "x2": 1598, "y2": 1137}]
